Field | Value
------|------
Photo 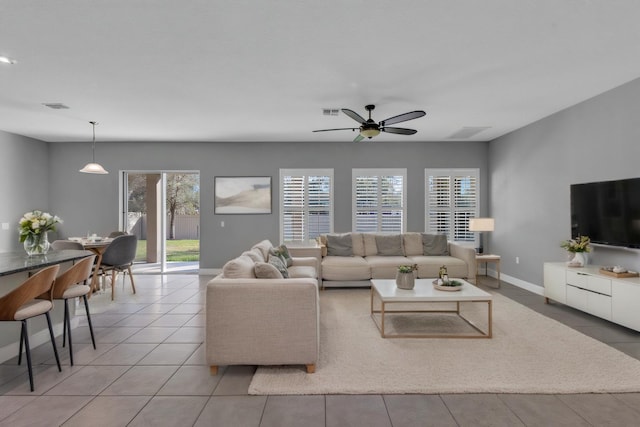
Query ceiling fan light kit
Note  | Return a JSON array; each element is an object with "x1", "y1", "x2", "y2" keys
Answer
[{"x1": 313, "y1": 104, "x2": 426, "y2": 142}]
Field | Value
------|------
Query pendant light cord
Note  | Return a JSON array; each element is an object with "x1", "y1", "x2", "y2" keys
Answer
[{"x1": 90, "y1": 121, "x2": 98, "y2": 163}]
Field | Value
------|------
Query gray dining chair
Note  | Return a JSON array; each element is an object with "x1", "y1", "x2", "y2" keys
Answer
[
  {"x1": 108, "y1": 231, "x2": 127, "y2": 238},
  {"x1": 51, "y1": 240, "x2": 84, "y2": 250},
  {"x1": 99, "y1": 234, "x2": 137, "y2": 300}
]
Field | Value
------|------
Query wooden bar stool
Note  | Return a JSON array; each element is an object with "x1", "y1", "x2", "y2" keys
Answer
[
  {"x1": 51, "y1": 255, "x2": 97, "y2": 366},
  {"x1": 0, "y1": 264, "x2": 61, "y2": 392}
]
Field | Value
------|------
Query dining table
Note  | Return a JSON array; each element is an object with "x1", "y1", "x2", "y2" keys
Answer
[{"x1": 68, "y1": 237, "x2": 113, "y2": 295}]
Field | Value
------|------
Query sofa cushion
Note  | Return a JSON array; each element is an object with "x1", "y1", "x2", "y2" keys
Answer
[
  {"x1": 409, "y1": 255, "x2": 467, "y2": 278},
  {"x1": 326, "y1": 233, "x2": 353, "y2": 256},
  {"x1": 242, "y1": 248, "x2": 264, "y2": 263},
  {"x1": 403, "y1": 233, "x2": 423, "y2": 256},
  {"x1": 321, "y1": 256, "x2": 370, "y2": 281},
  {"x1": 375, "y1": 234, "x2": 404, "y2": 256},
  {"x1": 254, "y1": 262, "x2": 284, "y2": 279},
  {"x1": 222, "y1": 255, "x2": 257, "y2": 279},
  {"x1": 252, "y1": 239, "x2": 274, "y2": 261},
  {"x1": 363, "y1": 233, "x2": 378, "y2": 256},
  {"x1": 288, "y1": 265, "x2": 317, "y2": 279},
  {"x1": 351, "y1": 233, "x2": 366, "y2": 257},
  {"x1": 366, "y1": 256, "x2": 414, "y2": 279},
  {"x1": 422, "y1": 233, "x2": 449, "y2": 255},
  {"x1": 268, "y1": 254, "x2": 289, "y2": 278},
  {"x1": 270, "y1": 244, "x2": 293, "y2": 267}
]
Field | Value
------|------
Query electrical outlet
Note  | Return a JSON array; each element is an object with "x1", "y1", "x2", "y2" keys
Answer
[
  {"x1": 1, "y1": 222, "x2": 9, "y2": 230},
  {"x1": 221, "y1": 221, "x2": 225, "y2": 228},
  {"x1": 516, "y1": 256, "x2": 520, "y2": 264}
]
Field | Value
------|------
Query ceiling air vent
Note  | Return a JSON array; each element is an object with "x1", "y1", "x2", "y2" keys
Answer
[
  {"x1": 42, "y1": 103, "x2": 70, "y2": 109},
  {"x1": 322, "y1": 108, "x2": 340, "y2": 116},
  {"x1": 447, "y1": 126, "x2": 490, "y2": 139}
]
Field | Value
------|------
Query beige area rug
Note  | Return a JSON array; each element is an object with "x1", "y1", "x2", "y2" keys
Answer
[{"x1": 249, "y1": 288, "x2": 640, "y2": 395}]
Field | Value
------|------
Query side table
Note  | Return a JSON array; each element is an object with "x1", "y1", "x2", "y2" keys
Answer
[{"x1": 476, "y1": 254, "x2": 501, "y2": 288}]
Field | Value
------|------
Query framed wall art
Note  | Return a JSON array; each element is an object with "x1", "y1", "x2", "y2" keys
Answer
[{"x1": 214, "y1": 176, "x2": 272, "y2": 214}]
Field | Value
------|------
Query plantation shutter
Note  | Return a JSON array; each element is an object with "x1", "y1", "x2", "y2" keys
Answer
[
  {"x1": 353, "y1": 169, "x2": 406, "y2": 233},
  {"x1": 280, "y1": 169, "x2": 333, "y2": 243},
  {"x1": 425, "y1": 169, "x2": 479, "y2": 245}
]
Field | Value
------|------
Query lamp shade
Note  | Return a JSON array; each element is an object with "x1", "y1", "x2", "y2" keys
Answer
[
  {"x1": 79, "y1": 162, "x2": 109, "y2": 174},
  {"x1": 79, "y1": 121, "x2": 109, "y2": 174},
  {"x1": 469, "y1": 217, "x2": 495, "y2": 232}
]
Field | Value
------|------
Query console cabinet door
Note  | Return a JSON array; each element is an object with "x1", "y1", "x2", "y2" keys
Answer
[
  {"x1": 611, "y1": 280, "x2": 640, "y2": 332},
  {"x1": 544, "y1": 263, "x2": 566, "y2": 303}
]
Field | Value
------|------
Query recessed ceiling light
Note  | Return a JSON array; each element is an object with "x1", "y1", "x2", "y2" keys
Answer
[
  {"x1": 0, "y1": 56, "x2": 17, "y2": 65},
  {"x1": 43, "y1": 103, "x2": 70, "y2": 109}
]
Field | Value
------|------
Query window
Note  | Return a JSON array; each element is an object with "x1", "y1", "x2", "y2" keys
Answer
[
  {"x1": 352, "y1": 169, "x2": 406, "y2": 233},
  {"x1": 425, "y1": 168, "x2": 479, "y2": 245},
  {"x1": 280, "y1": 169, "x2": 333, "y2": 243}
]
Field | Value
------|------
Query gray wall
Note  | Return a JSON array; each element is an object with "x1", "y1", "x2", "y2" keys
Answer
[
  {"x1": 490, "y1": 77, "x2": 640, "y2": 288},
  {"x1": 47, "y1": 140, "x2": 488, "y2": 268},
  {"x1": 0, "y1": 130, "x2": 50, "y2": 252}
]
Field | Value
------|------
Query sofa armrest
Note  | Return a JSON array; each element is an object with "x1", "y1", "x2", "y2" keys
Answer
[
  {"x1": 449, "y1": 242, "x2": 476, "y2": 279},
  {"x1": 205, "y1": 278, "x2": 319, "y2": 368},
  {"x1": 291, "y1": 256, "x2": 318, "y2": 270}
]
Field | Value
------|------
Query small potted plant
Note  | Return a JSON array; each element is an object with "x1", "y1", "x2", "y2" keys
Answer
[
  {"x1": 396, "y1": 264, "x2": 418, "y2": 290},
  {"x1": 560, "y1": 235, "x2": 591, "y2": 267}
]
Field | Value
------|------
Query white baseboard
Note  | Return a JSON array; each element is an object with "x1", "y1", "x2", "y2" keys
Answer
[{"x1": 485, "y1": 268, "x2": 544, "y2": 296}]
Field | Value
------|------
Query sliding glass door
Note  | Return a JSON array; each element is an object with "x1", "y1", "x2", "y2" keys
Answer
[{"x1": 121, "y1": 171, "x2": 200, "y2": 273}]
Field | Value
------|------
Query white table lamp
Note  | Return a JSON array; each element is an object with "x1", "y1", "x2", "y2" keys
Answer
[{"x1": 469, "y1": 217, "x2": 495, "y2": 254}]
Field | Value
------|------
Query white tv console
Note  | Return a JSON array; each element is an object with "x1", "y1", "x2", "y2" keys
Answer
[{"x1": 544, "y1": 262, "x2": 640, "y2": 332}]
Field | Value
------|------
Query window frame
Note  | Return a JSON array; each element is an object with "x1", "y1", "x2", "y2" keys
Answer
[
  {"x1": 352, "y1": 168, "x2": 407, "y2": 233},
  {"x1": 279, "y1": 168, "x2": 334, "y2": 244},
  {"x1": 425, "y1": 168, "x2": 480, "y2": 246}
]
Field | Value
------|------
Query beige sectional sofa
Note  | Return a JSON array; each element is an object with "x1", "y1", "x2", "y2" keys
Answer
[
  {"x1": 319, "y1": 232, "x2": 476, "y2": 288},
  {"x1": 206, "y1": 240, "x2": 319, "y2": 375}
]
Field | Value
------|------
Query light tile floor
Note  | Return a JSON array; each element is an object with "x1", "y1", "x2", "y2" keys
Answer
[{"x1": 1, "y1": 274, "x2": 640, "y2": 426}]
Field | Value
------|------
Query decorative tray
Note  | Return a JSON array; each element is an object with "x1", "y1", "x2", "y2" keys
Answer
[
  {"x1": 599, "y1": 269, "x2": 639, "y2": 278},
  {"x1": 432, "y1": 279, "x2": 463, "y2": 292}
]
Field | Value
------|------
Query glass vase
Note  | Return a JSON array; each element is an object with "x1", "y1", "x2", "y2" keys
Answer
[{"x1": 23, "y1": 232, "x2": 50, "y2": 256}]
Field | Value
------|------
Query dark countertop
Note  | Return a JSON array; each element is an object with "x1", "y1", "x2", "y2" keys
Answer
[{"x1": 0, "y1": 250, "x2": 94, "y2": 277}]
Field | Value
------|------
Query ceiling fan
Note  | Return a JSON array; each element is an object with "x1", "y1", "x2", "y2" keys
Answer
[{"x1": 313, "y1": 104, "x2": 426, "y2": 142}]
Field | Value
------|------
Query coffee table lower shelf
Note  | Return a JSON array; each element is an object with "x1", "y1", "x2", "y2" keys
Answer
[{"x1": 370, "y1": 279, "x2": 493, "y2": 339}]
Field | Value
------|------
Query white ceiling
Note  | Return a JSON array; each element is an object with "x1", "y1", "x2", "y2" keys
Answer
[{"x1": 1, "y1": 1, "x2": 640, "y2": 143}]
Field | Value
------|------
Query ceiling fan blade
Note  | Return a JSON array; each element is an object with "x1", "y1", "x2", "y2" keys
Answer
[
  {"x1": 381, "y1": 127, "x2": 417, "y2": 135},
  {"x1": 342, "y1": 108, "x2": 367, "y2": 124},
  {"x1": 313, "y1": 127, "x2": 358, "y2": 133},
  {"x1": 353, "y1": 134, "x2": 365, "y2": 142},
  {"x1": 380, "y1": 110, "x2": 426, "y2": 126}
]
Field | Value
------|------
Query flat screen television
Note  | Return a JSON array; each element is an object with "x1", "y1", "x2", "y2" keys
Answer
[{"x1": 571, "y1": 177, "x2": 640, "y2": 248}]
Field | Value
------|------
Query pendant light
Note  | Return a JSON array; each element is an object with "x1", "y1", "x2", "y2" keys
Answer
[{"x1": 79, "y1": 121, "x2": 108, "y2": 174}]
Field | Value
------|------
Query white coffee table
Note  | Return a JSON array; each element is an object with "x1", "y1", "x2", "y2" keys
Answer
[{"x1": 370, "y1": 278, "x2": 493, "y2": 339}]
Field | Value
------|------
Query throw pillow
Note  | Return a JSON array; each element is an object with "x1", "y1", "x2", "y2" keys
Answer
[
  {"x1": 270, "y1": 244, "x2": 293, "y2": 267},
  {"x1": 422, "y1": 233, "x2": 449, "y2": 255},
  {"x1": 254, "y1": 262, "x2": 284, "y2": 279},
  {"x1": 375, "y1": 234, "x2": 404, "y2": 256},
  {"x1": 252, "y1": 239, "x2": 274, "y2": 261},
  {"x1": 242, "y1": 248, "x2": 264, "y2": 263},
  {"x1": 268, "y1": 254, "x2": 289, "y2": 278},
  {"x1": 326, "y1": 233, "x2": 353, "y2": 256},
  {"x1": 221, "y1": 255, "x2": 257, "y2": 278}
]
